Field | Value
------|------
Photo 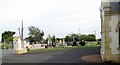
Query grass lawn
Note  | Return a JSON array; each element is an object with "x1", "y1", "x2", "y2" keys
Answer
[
  {"x1": 72, "y1": 45, "x2": 100, "y2": 49},
  {"x1": 28, "y1": 44, "x2": 101, "y2": 53},
  {"x1": 28, "y1": 47, "x2": 72, "y2": 53}
]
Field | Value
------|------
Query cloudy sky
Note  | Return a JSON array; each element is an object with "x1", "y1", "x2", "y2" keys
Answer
[{"x1": 0, "y1": 0, "x2": 101, "y2": 40}]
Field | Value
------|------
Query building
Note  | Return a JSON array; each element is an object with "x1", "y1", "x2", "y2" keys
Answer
[{"x1": 100, "y1": 0, "x2": 120, "y2": 63}]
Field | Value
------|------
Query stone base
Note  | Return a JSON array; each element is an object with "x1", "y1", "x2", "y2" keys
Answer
[
  {"x1": 101, "y1": 54, "x2": 120, "y2": 63},
  {"x1": 14, "y1": 49, "x2": 27, "y2": 54}
]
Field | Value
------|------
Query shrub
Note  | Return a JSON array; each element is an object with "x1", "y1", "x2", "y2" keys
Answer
[
  {"x1": 79, "y1": 41, "x2": 85, "y2": 46},
  {"x1": 1, "y1": 43, "x2": 9, "y2": 49},
  {"x1": 72, "y1": 42, "x2": 77, "y2": 46}
]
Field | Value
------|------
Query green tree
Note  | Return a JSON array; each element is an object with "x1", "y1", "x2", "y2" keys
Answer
[
  {"x1": 65, "y1": 33, "x2": 80, "y2": 42},
  {"x1": 65, "y1": 33, "x2": 96, "y2": 42},
  {"x1": 65, "y1": 35, "x2": 73, "y2": 42},
  {"x1": 2, "y1": 31, "x2": 15, "y2": 44},
  {"x1": 88, "y1": 34, "x2": 96, "y2": 41},
  {"x1": 51, "y1": 35, "x2": 56, "y2": 47},
  {"x1": 28, "y1": 26, "x2": 44, "y2": 43},
  {"x1": 80, "y1": 35, "x2": 88, "y2": 41},
  {"x1": 52, "y1": 35, "x2": 56, "y2": 43},
  {"x1": 80, "y1": 34, "x2": 96, "y2": 41}
]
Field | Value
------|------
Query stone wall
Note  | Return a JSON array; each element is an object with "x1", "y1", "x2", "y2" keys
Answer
[{"x1": 27, "y1": 44, "x2": 47, "y2": 50}]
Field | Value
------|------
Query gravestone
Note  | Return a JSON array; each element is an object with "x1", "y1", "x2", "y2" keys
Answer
[
  {"x1": 63, "y1": 39, "x2": 67, "y2": 47},
  {"x1": 47, "y1": 34, "x2": 52, "y2": 47},
  {"x1": 57, "y1": 40, "x2": 63, "y2": 46}
]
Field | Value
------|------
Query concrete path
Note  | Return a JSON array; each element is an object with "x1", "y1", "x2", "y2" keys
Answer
[{"x1": 2, "y1": 46, "x2": 101, "y2": 63}]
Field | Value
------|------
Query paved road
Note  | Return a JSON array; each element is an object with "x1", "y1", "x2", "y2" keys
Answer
[
  {"x1": 2, "y1": 49, "x2": 14, "y2": 57},
  {"x1": 2, "y1": 46, "x2": 101, "y2": 63}
]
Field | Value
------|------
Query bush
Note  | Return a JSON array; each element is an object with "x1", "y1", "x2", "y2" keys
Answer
[
  {"x1": 72, "y1": 42, "x2": 77, "y2": 46},
  {"x1": 97, "y1": 41, "x2": 101, "y2": 45},
  {"x1": 79, "y1": 41, "x2": 85, "y2": 46},
  {"x1": 1, "y1": 43, "x2": 9, "y2": 49}
]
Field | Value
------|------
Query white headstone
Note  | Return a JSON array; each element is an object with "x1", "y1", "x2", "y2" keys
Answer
[
  {"x1": 63, "y1": 39, "x2": 67, "y2": 47},
  {"x1": 47, "y1": 34, "x2": 52, "y2": 46}
]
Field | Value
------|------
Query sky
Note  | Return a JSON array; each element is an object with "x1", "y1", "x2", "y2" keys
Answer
[{"x1": 0, "y1": 0, "x2": 101, "y2": 40}]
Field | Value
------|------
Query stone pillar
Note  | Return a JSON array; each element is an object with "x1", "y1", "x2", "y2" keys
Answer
[{"x1": 101, "y1": 0, "x2": 112, "y2": 62}]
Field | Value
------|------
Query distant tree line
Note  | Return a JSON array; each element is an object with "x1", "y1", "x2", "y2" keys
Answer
[
  {"x1": 65, "y1": 33, "x2": 96, "y2": 42},
  {"x1": 1, "y1": 26, "x2": 96, "y2": 46}
]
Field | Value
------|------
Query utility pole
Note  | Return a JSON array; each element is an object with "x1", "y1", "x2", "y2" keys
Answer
[
  {"x1": 72, "y1": 33, "x2": 75, "y2": 42},
  {"x1": 94, "y1": 31, "x2": 96, "y2": 37},
  {"x1": 4, "y1": 39, "x2": 5, "y2": 49},
  {"x1": 94, "y1": 31, "x2": 96, "y2": 41}
]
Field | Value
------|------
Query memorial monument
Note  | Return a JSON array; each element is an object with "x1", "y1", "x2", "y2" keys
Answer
[
  {"x1": 47, "y1": 34, "x2": 52, "y2": 47},
  {"x1": 13, "y1": 20, "x2": 27, "y2": 54}
]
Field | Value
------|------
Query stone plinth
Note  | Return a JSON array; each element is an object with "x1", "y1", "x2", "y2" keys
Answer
[
  {"x1": 14, "y1": 48, "x2": 27, "y2": 54},
  {"x1": 13, "y1": 36, "x2": 27, "y2": 54}
]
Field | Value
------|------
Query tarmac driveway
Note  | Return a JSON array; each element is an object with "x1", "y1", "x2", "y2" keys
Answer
[{"x1": 2, "y1": 46, "x2": 101, "y2": 63}]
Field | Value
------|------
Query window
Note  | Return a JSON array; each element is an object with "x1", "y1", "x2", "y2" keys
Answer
[{"x1": 118, "y1": 1, "x2": 120, "y2": 12}]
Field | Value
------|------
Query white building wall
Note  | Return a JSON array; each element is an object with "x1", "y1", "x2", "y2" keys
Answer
[
  {"x1": 109, "y1": 15, "x2": 119, "y2": 54},
  {"x1": 101, "y1": 33, "x2": 105, "y2": 54},
  {"x1": 101, "y1": 9, "x2": 105, "y2": 55}
]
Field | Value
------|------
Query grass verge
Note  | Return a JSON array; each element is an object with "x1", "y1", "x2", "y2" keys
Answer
[{"x1": 28, "y1": 44, "x2": 100, "y2": 53}]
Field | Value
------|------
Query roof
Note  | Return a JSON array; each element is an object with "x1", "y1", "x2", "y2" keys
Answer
[{"x1": 109, "y1": 2, "x2": 120, "y2": 12}]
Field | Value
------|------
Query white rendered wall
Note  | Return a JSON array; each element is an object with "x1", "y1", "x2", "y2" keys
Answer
[
  {"x1": 101, "y1": 33, "x2": 105, "y2": 54},
  {"x1": 101, "y1": 10, "x2": 105, "y2": 55},
  {"x1": 109, "y1": 15, "x2": 119, "y2": 54}
]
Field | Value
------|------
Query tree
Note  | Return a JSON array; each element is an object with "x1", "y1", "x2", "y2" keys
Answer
[
  {"x1": 80, "y1": 34, "x2": 96, "y2": 41},
  {"x1": 51, "y1": 35, "x2": 55, "y2": 42},
  {"x1": 80, "y1": 35, "x2": 88, "y2": 41},
  {"x1": 28, "y1": 26, "x2": 44, "y2": 43},
  {"x1": 65, "y1": 35, "x2": 72, "y2": 42},
  {"x1": 51, "y1": 35, "x2": 56, "y2": 47},
  {"x1": 2, "y1": 31, "x2": 15, "y2": 44},
  {"x1": 88, "y1": 34, "x2": 96, "y2": 41},
  {"x1": 65, "y1": 33, "x2": 80, "y2": 42},
  {"x1": 65, "y1": 33, "x2": 96, "y2": 42}
]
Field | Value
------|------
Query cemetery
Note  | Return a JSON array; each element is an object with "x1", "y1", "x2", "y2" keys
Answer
[
  {"x1": 1, "y1": 0, "x2": 120, "y2": 64},
  {"x1": 0, "y1": 23, "x2": 99, "y2": 55}
]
